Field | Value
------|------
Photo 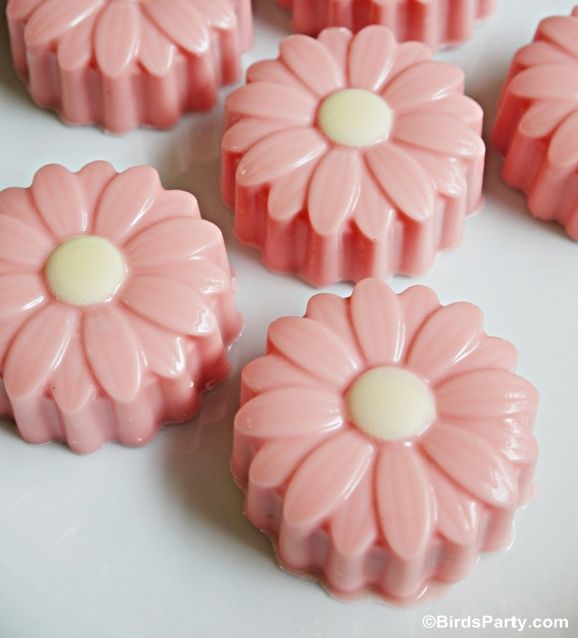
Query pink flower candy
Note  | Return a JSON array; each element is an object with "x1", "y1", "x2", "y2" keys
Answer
[
  {"x1": 277, "y1": 0, "x2": 496, "y2": 50},
  {"x1": 493, "y1": 6, "x2": 578, "y2": 240},
  {"x1": 0, "y1": 161, "x2": 242, "y2": 454},
  {"x1": 7, "y1": 0, "x2": 253, "y2": 133},
  {"x1": 222, "y1": 26, "x2": 485, "y2": 287},
  {"x1": 233, "y1": 280, "x2": 539, "y2": 602}
]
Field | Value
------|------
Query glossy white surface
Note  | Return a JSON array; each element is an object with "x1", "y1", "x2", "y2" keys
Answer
[{"x1": 0, "y1": 1, "x2": 576, "y2": 636}]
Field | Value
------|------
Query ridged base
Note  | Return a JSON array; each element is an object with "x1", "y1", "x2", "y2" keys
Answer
[{"x1": 278, "y1": 0, "x2": 495, "y2": 50}]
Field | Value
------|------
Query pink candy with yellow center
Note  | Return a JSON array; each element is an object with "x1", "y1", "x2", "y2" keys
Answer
[
  {"x1": 233, "y1": 280, "x2": 539, "y2": 602},
  {"x1": 0, "y1": 161, "x2": 242, "y2": 453},
  {"x1": 222, "y1": 26, "x2": 486, "y2": 287}
]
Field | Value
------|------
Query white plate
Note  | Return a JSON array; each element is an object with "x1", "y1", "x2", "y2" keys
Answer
[{"x1": 0, "y1": 1, "x2": 576, "y2": 636}]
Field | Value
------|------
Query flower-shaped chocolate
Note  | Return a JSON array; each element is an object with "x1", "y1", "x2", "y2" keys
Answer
[
  {"x1": 0, "y1": 161, "x2": 242, "y2": 453},
  {"x1": 233, "y1": 280, "x2": 538, "y2": 601},
  {"x1": 7, "y1": 0, "x2": 253, "y2": 132},
  {"x1": 494, "y1": 6, "x2": 578, "y2": 239},
  {"x1": 223, "y1": 26, "x2": 485, "y2": 286}
]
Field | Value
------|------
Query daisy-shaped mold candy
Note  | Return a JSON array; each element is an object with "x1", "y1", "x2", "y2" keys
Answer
[
  {"x1": 277, "y1": 0, "x2": 496, "y2": 50},
  {"x1": 493, "y1": 6, "x2": 578, "y2": 240},
  {"x1": 0, "y1": 161, "x2": 242, "y2": 454},
  {"x1": 222, "y1": 26, "x2": 485, "y2": 287},
  {"x1": 6, "y1": 0, "x2": 253, "y2": 133},
  {"x1": 232, "y1": 279, "x2": 538, "y2": 602}
]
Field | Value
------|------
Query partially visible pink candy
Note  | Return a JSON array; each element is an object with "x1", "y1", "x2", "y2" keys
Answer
[
  {"x1": 277, "y1": 0, "x2": 496, "y2": 50},
  {"x1": 6, "y1": 0, "x2": 253, "y2": 133},
  {"x1": 494, "y1": 6, "x2": 578, "y2": 240}
]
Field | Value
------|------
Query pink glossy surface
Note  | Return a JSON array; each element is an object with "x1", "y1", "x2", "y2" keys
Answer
[
  {"x1": 277, "y1": 0, "x2": 496, "y2": 50},
  {"x1": 222, "y1": 26, "x2": 485, "y2": 287},
  {"x1": 6, "y1": 0, "x2": 253, "y2": 133},
  {"x1": 0, "y1": 161, "x2": 243, "y2": 454},
  {"x1": 493, "y1": 6, "x2": 578, "y2": 240},
  {"x1": 232, "y1": 280, "x2": 539, "y2": 602}
]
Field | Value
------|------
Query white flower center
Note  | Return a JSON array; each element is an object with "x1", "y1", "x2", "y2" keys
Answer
[
  {"x1": 45, "y1": 235, "x2": 126, "y2": 306},
  {"x1": 318, "y1": 89, "x2": 393, "y2": 148},
  {"x1": 346, "y1": 366, "x2": 435, "y2": 441}
]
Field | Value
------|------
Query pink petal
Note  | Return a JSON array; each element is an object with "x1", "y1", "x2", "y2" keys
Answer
[
  {"x1": 24, "y1": 0, "x2": 101, "y2": 46},
  {"x1": 508, "y1": 64, "x2": 578, "y2": 100},
  {"x1": 366, "y1": 142, "x2": 435, "y2": 222},
  {"x1": 127, "y1": 189, "x2": 202, "y2": 239},
  {"x1": 376, "y1": 445, "x2": 433, "y2": 559},
  {"x1": 247, "y1": 60, "x2": 310, "y2": 92},
  {"x1": 121, "y1": 274, "x2": 216, "y2": 335},
  {"x1": 0, "y1": 322, "x2": 24, "y2": 368},
  {"x1": 51, "y1": 332, "x2": 95, "y2": 413},
  {"x1": 280, "y1": 34, "x2": 343, "y2": 96},
  {"x1": 0, "y1": 186, "x2": 47, "y2": 234},
  {"x1": 237, "y1": 128, "x2": 327, "y2": 187},
  {"x1": 4, "y1": 304, "x2": 76, "y2": 399},
  {"x1": 7, "y1": 0, "x2": 44, "y2": 21},
  {"x1": 305, "y1": 293, "x2": 362, "y2": 361},
  {"x1": 427, "y1": 463, "x2": 479, "y2": 545},
  {"x1": 353, "y1": 168, "x2": 395, "y2": 240},
  {"x1": 226, "y1": 82, "x2": 317, "y2": 125},
  {"x1": 268, "y1": 316, "x2": 360, "y2": 388},
  {"x1": 519, "y1": 100, "x2": 577, "y2": 139},
  {"x1": 222, "y1": 118, "x2": 289, "y2": 155},
  {"x1": 539, "y1": 15, "x2": 578, "y2": 58},
  {"x1": 348, "y1": 26, "x2": 395, "y2": 91},
  {"x1": 0, "y1": 273, "x2": 46, "y2": 321},
  {"x1": 235, "y1": 387, "x2": 345, "y2": 438},
  {"x1": 84, "y1": 305, "x2": 142, "y2": 402},
  {"x1": 187, "y1": 0, "x2": 236, "y2": 29},
  {"x1": 450, "y1": 417, "x2": 538, "y2": 465},
  {"x1": 331, "y1": 462, "x2": 378, "y2": 556},
  {"x1": 549, "y1": 110, "x2": 578, "y2": 167},
  {"x1": 76, "y1": 161, "x2": 117, "y2": 221},
  {"x1": 450, "y1": 336, "x2": 518, "y2": 376},
  {"x1": 423, "y1": 423, "x2": 519, "y2": 507},
  {"x1": 407, "y1": 302, "x2": 484, "y2": 383},
  {"x1": 149, "y1": 259, "x2": 230, "y2": 295},
  {"x1": 308, "y1": 148, "x2": 361, "y2": 235},
  {"x1": 0, "y1": 215, "x2": 51, "y2": 268},
  {"x1": 393, "y1": 113, "x2": 485, "y2": 158},
  {"x1": 399, "y1": 285, "x2": 440, "y2": 351},
  {"x1": 388, "y1": 41, "x2": 431, "y2": 81},
  {"x1": 436, "y1": 369, "x2": 539, "y2": 419},
  {"x1": 31, "y1": 164, "x2": 88, "y2": 238},
  {"x1": 94, "y1": 166, "x2": 160, "y2": 243},
  {"x1": 426, "y1": 95, "x2": 483, "y2": 130},
  {"x1": 95, "y1": 1, "x2": 139, "y2": 77},
  {"x1": 241, "y1": 354, "x2": 325, "y2": 399},
  {"x1": 317, "y1": 26, "x2": 352, "y2": 71},
  {"x1": 515, "y1": 41, "x2": 576, "y2": 68},
  {"x1": 284, "y1": 430, "x2": 374, "y2": 530},
  {"x1": 126, "y1": 311, "x2": 186, "y2": 378},
  {"x1": 382, "y1": 61, "x2": 464, "y2": 113},
  {"x1": 350, "y1": 277, "x2": 404, "y2": 367},
  {"x1": 143, "y1": 0, "x2": 209, "y2": 55},
  {"x1": 57, "y1": 12, "x2": 96, "y2": 71},
  {"x1": 125, "y1": 217, "x2": 223, "y2": 269},
  {"x1": 268, "y1": 159, "x2": 317, "y2": 221},
  {"x1": 249, "y1": 436, "x2": 324, "y2": 489},
  {"x1": 139, "y1": 15, "x2": 176, "y2": 76},
  {"x1": 402, "y1": 146, "x2": 466, "y2": 196}
]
